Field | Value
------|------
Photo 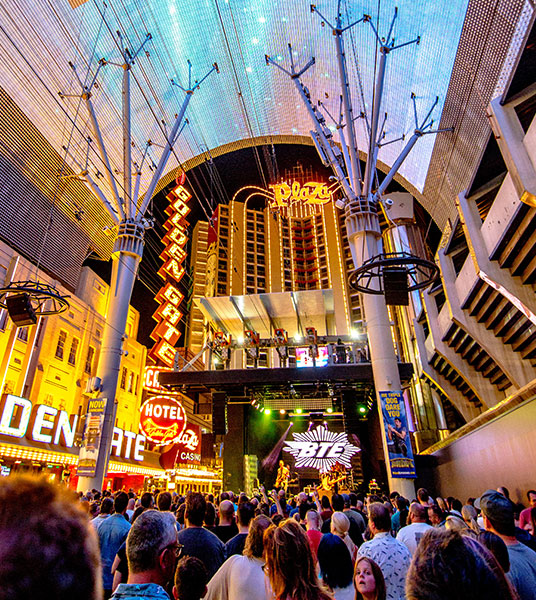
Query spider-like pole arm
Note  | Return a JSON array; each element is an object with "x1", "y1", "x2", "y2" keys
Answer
[
  {"x1": 311, "y1": 3, "x2": 365, "y2": 191},
  {"x1": 362, "y1": 9, "x2": 420, "y2": 200},
  {"x1": 266, "y1": 50, "x2": 356, "y2": 203},
  {"x1": 137, "y1": 62, "x2": 219, "y2": 217},
  {"x1": 374, "y1": 95, "x2": 454, "y2": 200},
  {"x1": 61, "y1": 60, "x2": 125, "y2": 220},
  {"x1": 62, "y1": 143, "x2": 119, "y2": 223}
]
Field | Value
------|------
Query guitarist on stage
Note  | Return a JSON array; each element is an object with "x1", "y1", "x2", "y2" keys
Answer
[{"x1": 275, "y1": 459, "x2": 290, "y2": 491}]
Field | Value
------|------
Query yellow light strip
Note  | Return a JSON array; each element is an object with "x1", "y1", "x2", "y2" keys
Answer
[
  {"x1": 321, "y1": 204, "x2": 333, "y2": 287},
  {"x1": 229, "y1": 200, "x2": 235, "y2": 291},
  {"x1": 266, "y1": 206, "x2": 272, "y2": 292},
  {"x1": 331, "y1": 201, "x2": 351, "y2": 331},
  {"x1": 0, "y1": 443, "x2": 78, "y2": 465},
  {"x1": 108, "y1": 461, "x2": 166, "y2": 476}
]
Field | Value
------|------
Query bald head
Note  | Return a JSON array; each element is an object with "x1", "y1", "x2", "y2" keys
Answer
[
  {"x1": 219, "y1": 500, "x2": 235, "y2": 525},
  {"x1": 409, "y1": 502, "x2": 428, "y2": 522}
]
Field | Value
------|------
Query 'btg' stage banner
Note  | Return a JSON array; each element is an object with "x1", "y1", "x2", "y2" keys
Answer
[{"x1": 379, "y1": 391, "x2": 416, "y2": 478}]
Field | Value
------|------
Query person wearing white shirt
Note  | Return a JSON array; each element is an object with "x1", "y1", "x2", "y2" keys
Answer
[
  {"x1": 358, "y1": 503, "x2": 411, "y2": 600},
  {"x1": 397, "y1": 503, "x2": 433, "y2": 556}
]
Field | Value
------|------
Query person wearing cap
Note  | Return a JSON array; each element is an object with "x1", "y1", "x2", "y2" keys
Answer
[{"x1": 478, "y1": 489, "x2": 536, "y2": 600}]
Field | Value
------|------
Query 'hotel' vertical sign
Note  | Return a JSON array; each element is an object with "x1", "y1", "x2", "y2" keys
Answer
[{"x1": 148, "y1": 183, "x2": 191, "y2": 367}]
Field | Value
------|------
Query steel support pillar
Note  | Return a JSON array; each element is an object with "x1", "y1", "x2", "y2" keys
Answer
[
  {"x1": 77, "y1": 222, "x2": 144, "y2": 492},
  {"x1": 346, "y1": 203, "x2": 415, "y2": 499}
]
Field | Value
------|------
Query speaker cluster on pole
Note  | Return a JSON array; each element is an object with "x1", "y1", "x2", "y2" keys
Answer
[
  {"x1": 5, "y1": 293, "x2": 37, "y2": 327},
  {"x1": 383, "y1": 267, "x2": 409, "y2": 306},
  {"x1": 211, "y1": 391, "x2": 228, "y2": 435}
]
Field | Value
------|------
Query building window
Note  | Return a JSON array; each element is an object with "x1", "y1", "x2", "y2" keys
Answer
[
  {"x1": 0, "y1": 310, "x2": 7, "y2": 331},
  {"x1": 127, "y1": 371, "x2": 134, "y2": 393},
  {"x1": 85, "y1": 346, "x2": 95, "y2": 375},
  {"x1": 17, "y1": 327, "x2": 29, "y2": 342},
  {"x1": 55, "y1": 331, "x2": 67, "y2": 359},
  {"x1": 120, "y1": 367, "x2": 128, "y2": 390},
  {"x1": 68, "y1": 338, "x2": 79, "y2": 366}
]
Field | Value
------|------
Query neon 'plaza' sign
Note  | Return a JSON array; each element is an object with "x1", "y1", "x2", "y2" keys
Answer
[{"x1": 283, "y1": 426, "x2": 360, "y2": 472}]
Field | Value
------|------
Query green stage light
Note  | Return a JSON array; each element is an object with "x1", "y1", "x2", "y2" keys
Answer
[
  {"x1": 296, "y1": 408, "x2": 303, "y2": 414},
  {"x1": 358, "y1": 405, "x2": 367, "y2": 414},
  {"x1": 326, "y1": 407, "x2": 333, "y2": 414},
  {"x1": 264, "y1": 408, "x2": 271, "y2": 415}
]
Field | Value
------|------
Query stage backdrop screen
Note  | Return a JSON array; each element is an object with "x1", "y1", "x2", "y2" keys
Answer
[{"x1": 296, "y1": 346, "x2": 328, "y2": 368}]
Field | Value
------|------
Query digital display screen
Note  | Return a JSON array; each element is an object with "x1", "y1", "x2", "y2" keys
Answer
[
  {"x1": 296, "y1": 346, "x2": 328, "y2": 368},
  {"x1": 1, "y1": 465, "x2": 11, "y2": 477}
]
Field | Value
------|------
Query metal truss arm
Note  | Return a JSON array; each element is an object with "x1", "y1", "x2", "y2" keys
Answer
[
  {"x1": 137, "y1": 62, "x2": 219, "y2": 218},
  {"x1": 62, "y1": 144, "x2": 120, "y2": 224},
  {"x1": 64, "y1": 61, "x2": 126, "y2": 221}
]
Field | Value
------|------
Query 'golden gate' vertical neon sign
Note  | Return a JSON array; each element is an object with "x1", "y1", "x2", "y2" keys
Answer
[{"x1": 148, "y1": 184, "x2": 191, "y2": 367}]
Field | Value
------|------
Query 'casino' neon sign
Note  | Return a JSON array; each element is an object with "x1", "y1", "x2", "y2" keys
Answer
[
  {"x1": 283, "y1": 425, "x2": 360, "y2": 473},
  {"x1": 149, "y1": 184, "x2": 191, "y2": 367}
]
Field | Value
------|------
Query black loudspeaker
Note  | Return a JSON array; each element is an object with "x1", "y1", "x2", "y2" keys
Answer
[
  {"x1": 212, "y1": 391, "x2": 228, "y2": 435},
  {"x1": 383, "y1": 267, "x2": 409, "y2": 306},
  {"x1": 6, "y1": 293, "x2": 37, "y2": 327},
  {"x1": 342, "y1": 391, "x2": 359, "y2": 434}
]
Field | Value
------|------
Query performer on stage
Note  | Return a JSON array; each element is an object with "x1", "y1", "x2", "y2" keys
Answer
[
  {"x1": 318, "y1": 467, "x2": 346, "y2": 491},
  {"x1": 275, "y1": 459, "x2": 290, "y2": 491}
]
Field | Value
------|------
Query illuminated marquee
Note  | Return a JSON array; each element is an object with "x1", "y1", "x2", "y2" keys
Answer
[
  {"x1": 0, "y1": 394, "x2": 145, "y2": 462},
  {"x1": 149, "y1": 184, "x2": 191, "y2": 368},
  {"x1": 269, "y1": 181, "x2": 333, "y2": 209},
  {"x1": 283, "y1": 426, "x2": 360, "y2": 473},
  {"x1": 140, "y1": 395, "x2": 187, "y2": 446}
]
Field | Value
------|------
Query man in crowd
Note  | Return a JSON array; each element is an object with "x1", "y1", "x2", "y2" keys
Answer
[
  {"x1": 111, "y1": 510, "x2": 179, "y2": 600},
  {"x1": 132, "y1": 492, "x2": 155, "y2": 523},
  {"x1": 0, "y1": 475, "x2": 101, "y2": 600},
  {"x1": 397, "y1": 502, "x2": 433, "y2": 555},
  {"x1": 178, "y1": 492, "x2": 225, "y2": 580},
  {"x1": 225, "y1": 501, "x2": 255, "y2": 558},
  {"x1": 479, "y1": 489, "x2": 536, "y2": 600},
  {"x1": 519, "y1": 489, "x2": 536, "y2": 531},
  {"x1": 213, "y1": 499, "x2": 238, "y2": 543},
  {"x1": 343, "y1": 493, "x2": 366, "y2": 537},
  {"x1": 99, "y1": 491, "x2": 131, "y2": 598},
  {"x1": 428, "y1": 505, "x2": 446, "y2": 527},
  {"x1": 358, "y1": 502, "x2": 412, "y2": 600},
  {"x1": 305, "y1": 509, "x2": 323, "y2": 559},
  {"x1": 173, "y1": 557, "x2": 208, "y2": 600},
  {"x1": 417, "y1": 488, "x2": 434, "y2": 507},
  {"x1": 92, "y1": 496, "x2": 114, "y2": 531}
]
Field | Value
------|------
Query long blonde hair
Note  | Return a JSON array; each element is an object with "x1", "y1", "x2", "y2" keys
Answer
[
  {"x1": 264, "y1": 519, "x2": 333, "y2": 600},
  {"x1": 331, "y1": 511, "x2": 357, "y2": 561}
]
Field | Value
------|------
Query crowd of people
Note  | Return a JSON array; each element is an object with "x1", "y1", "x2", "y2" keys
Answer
[{"x1": 1, "y1": 475, "x2": 536, "y2": 600}]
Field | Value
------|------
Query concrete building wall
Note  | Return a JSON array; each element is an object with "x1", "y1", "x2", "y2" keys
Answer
[{"x1": 431, "y1": 396, "x2": 536, "y2": 503}]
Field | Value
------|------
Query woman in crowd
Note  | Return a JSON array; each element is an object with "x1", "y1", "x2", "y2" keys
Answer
[
  {"x1": 461, "y1": 504, "x2": 482, "y2": 534},
  {"x1": 317, "y1": 533, "x2": 354, "y2": 600},
  {"x1": 205, "y1": 514, "x2": 273, "y2": 600},
  {"x1": 331, "y1": 511, "x2": 358, "y2": 562},
  {"x1": 263, "y1": 519, "x2": 334, "y2": 600},
  {"x1": 406, "y1": 528, "x2": 517, "y2": 600},
  {"x1": 354, "y1": 556, "x2": 386, "y2": 600}
]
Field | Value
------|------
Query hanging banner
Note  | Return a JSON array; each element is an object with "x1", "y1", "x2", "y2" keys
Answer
[
  {"x1": 77, "y1": 398, "x2": 107, "y2": 477},
  {"x1": 379, "y1": 390, "x2": 416, "y2": 478}
]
